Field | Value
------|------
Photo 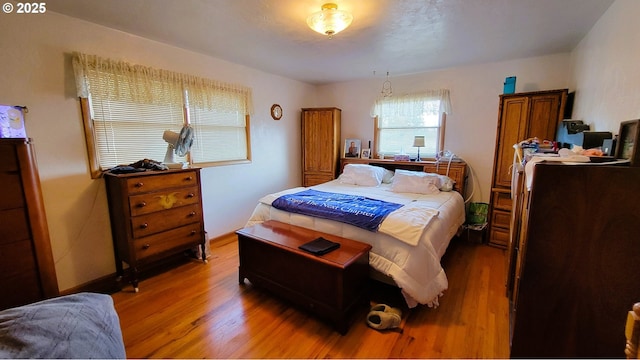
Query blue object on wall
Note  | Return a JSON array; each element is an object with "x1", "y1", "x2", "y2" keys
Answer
[{"x1": 504, "y1": 76, "x2": 516, "y2": 94}]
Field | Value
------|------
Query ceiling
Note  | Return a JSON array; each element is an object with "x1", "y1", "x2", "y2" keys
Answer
[{"x1": 46, "y1": 0, "x2": 614, "y2": 85}]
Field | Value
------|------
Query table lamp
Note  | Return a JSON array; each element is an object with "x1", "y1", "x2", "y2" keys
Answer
[{"x1": 413, "y1": 135, "x2": 425, "y2": 161}]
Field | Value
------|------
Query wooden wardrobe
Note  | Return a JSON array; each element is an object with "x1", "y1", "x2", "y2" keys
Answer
[
  {"x1": 301, "y1": 107, "x2": 341, "y2": 187},
  {"x1": 509, "y1": 163, "x2": 640, "y2": 357},
  {"x1": 487, "y1": 89, "x2": 568, "y2": 247},
  {"x1": 0, "y1": 138, "x2": 58, "y2": 310}
]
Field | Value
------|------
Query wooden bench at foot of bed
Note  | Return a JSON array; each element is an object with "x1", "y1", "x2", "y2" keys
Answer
[{"x1": 236, "y1": 220, "x2": 372, "y2": 334}]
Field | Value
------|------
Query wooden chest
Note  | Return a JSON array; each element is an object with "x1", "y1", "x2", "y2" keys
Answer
[
  {"x1": 236, "y1": 220, "x2": 371, "y2": 334},
  {"x1": 104, "y1": 168, "x2": 206, "y2": 292}
]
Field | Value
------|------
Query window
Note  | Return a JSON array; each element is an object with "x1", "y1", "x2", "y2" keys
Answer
[
  {"x1": 72, "y1": 52, "x2": 253, "y2": 178},
  {"x1": 371, "y1": 90, "x2": 451, "y2": 159}
]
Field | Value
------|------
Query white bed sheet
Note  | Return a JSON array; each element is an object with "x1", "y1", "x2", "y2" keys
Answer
[{"x1": 245, "y1": 180, "x2": 466, "y2": 308}]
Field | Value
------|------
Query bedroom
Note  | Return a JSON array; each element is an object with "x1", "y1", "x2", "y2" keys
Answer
[{"x1": 0, "y1": 0, "x2": 639, "y2": 358}]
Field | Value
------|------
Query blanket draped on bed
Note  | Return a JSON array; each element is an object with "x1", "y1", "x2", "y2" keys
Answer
[
  {"x1": 0, "y1": 293, "x2": 126, "y2": 359},
  {"x1": 271, "y1": 189, "x2": 403, "y2": 231}
]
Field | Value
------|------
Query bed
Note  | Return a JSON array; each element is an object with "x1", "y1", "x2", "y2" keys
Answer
[
  {"x1": 0, "y1": 293, "x2": 126, "y2": 359},
  {"x1": 246, "y1": 160, "x2": 466, "y2": 308}
]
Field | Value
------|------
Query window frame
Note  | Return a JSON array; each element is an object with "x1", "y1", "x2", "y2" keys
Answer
[
  {"x1": 73, "y1": 52, "x2": 253, "y2": 179},
  {"x1": 371, "y1": 90, "x2": 450, "y2": 160},
  {"x1": 79, "y1": 98, "x2": 251, "y2": 179},
  {"x1": 373, "y1": 113, "x2": 447, "y2": 160}
]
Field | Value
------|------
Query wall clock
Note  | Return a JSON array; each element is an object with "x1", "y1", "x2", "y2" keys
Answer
[{"x1": 270, "y1": 104, "x2": 282, "y2": 120}]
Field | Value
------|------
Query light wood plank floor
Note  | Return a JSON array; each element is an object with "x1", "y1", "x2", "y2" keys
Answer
[{"x1": 111, "y1": 235, "x2": 510, "y2": 358}]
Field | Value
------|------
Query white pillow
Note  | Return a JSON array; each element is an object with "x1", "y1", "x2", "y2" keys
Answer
[
  {"x1": 338, "y1": 164, "x2": 386, "y2": 186},
  {"x1": 381, "y1": 168, "x2": 395, "y2": 183},
  {"x1": 436, "y1": 174, "x2": 455, "y2": 192},
  {"x1": 390, "y1": 169, "x2": 440, "y2": 194}
]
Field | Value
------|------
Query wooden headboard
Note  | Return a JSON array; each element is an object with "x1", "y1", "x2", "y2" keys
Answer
[{"x1": 339, "y1": 158, "x2": 467, "y2": 197}]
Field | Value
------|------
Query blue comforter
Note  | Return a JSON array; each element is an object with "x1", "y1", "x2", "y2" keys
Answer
[{"x1": 271, "y1": 189, "x2": 403, "y2": 231}]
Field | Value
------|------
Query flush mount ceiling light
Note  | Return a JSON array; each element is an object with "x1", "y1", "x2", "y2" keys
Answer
[{"x1": 306, "y1": 3, "x2": 353, "y2": 38}]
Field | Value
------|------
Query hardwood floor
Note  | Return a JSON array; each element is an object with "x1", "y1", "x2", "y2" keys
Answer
[{"x1": 111, "y1": 234, "x2": 510, "y2": 358}]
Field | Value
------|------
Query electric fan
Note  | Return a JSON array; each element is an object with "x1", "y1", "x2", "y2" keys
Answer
[{"x1": 162, "y1": 125, "x2": 194, "y2": 168}]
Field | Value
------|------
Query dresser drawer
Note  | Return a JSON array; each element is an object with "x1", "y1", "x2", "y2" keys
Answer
[
  {"x1": 129, "y1": 186, "x2": 200, "y2": 216},
  {"x1": 0, "y1": 270, "x2": 43, "y2": 310},
  {"x1": 0, "y1": 144, "x2": 18, "y2": 171},
  {"x1": 0, "y1": 173, "x2": 25, "y2": 210},
  {"x1": 0, "y1": 239, "x2": 37, "y2": 280},
  {"x1": 0, "y1": 208, "x2": 30, "y2": 244},
  {"x1": 493, "y1": 191, "x2": 512, "y2": 211},
  {"x1": 489, "y1": 226, "x2": 510, "y2": 248},
  {"x1": 304, "y1": 174, "x2": 334, "y2": 187},
  {"x1": 125, "y1": 170, "x2": 198, "y2": 194},
  {"x1": 491, "y1": 209, "x2": 512, "y2": 229},
  {"x1": 133, "y1": 223, "x2": 203, "y2": 261},
  {"x1": 131, "y1": 203, "x2": 202, "y2": 238}
]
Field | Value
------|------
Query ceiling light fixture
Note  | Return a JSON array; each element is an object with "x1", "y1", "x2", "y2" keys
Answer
[{"x1": 306, "y1": 3, "x2": 353, "y2": 39}]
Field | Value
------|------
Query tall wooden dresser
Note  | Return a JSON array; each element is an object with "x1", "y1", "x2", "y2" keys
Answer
[
  {"x1": 509, "y1": 163, "x2": 640, "y2": 357},
  {"x1": 487, "y1": 89, "x2": 568, "y2": 247},
  {"x1": 104, "y1": 168, "x2": 206, "y2": 292},
  {"x1": 0, "y1": 138, "x2": 58, "y2": 310},
  {"x1": 301, "y1": 107, "x2": 341, "y2": 187}
]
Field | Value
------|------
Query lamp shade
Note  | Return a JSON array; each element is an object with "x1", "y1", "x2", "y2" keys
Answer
[
  {"x1": 307, "y1": 3, "x2": 353, "y2": 37},
  {"x1": 413, "y1": 136, "x2": 425, "y2": 147}
]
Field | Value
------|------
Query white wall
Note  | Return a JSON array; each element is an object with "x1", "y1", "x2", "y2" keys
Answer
[
  {"x1": 316, "y1": 54, "x2": 572, "y2": 204},
  {"x1": 0, "y1": 12, "x2": 316, "y2": 291},
  {"x1": 569, "y1": 0, "x2": 640, "y2": 132}
]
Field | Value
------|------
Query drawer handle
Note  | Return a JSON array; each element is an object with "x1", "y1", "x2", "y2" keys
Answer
[
  {"x1": 188, "y1": 211, "x2": 196, "y2": 217},
  {"x1": 135, "y1": 182, "x2": 144, "y2": 188},
  {"x1": 190, "y1": 230, "x2": 197, "y2": 235},
  {"x1": 142, "y1": 244, "x2": 150, "y2": 250},
  {"x1": 185, "y1": 176, "x2": 193, "y2": 181},
  {"x1": 140, "y1": 223, "x2": 148, "y2": 229},
  {"x1": 187, "y1": 193, "x2": 195, "y2": 198},
  {"x1": 138, "y1": 201, "x2": 147, "y2": 208}
]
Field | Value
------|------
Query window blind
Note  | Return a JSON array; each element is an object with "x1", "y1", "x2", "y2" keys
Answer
[
  {"x1": 371, "y1": 89, "x2": 451, "y2": 156},
  {"x1": 72, "y1": 52, "x2": 253, "y2": 172}
]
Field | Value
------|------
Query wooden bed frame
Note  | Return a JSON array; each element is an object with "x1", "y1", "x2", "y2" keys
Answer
[{"x1": 339, "y1": 158, "x2": 467, "y2": 197}]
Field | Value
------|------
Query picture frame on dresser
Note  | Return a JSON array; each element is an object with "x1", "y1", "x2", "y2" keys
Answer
[
  {"x1": 615, "y1": 119, "x2": 640, "y2": 166},
  {"x1": 344, "y1": 139, "x2": 360, "y2": 158}
]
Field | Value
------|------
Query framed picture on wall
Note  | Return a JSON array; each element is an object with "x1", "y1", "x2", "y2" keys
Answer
[
  {"x1": 615, "y1": 119, "x2": 640, "y2": 166},
  {"x1": 344, "y1": 139, "x2": 361, "y2": 158}
]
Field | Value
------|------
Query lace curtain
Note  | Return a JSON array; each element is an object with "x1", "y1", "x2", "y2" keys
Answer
[
  {"x1": 72, "y1": 52, "x2": 253, "y2": 115},
  {"x1": 370, "y1": 89, "x2": 452, "y2": 118}
]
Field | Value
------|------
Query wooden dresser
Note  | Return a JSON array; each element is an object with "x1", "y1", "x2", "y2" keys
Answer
[
  {"x1": 301, "y1": 107, "x2": 341, "y2": 186},
  {"x1": 0, "y1": 138, "x2": 58, "y2": 310},
  {"x1": 104, "y1": 168, "x2": 206, "y2": 292},
  {"x1": 487, "y1": 89, "x2": 568, "y2": 247},
  {"x1": 508, "y1": 163, "x2": 640, "y2": 357}
]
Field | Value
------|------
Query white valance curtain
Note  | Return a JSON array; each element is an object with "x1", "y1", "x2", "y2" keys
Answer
[
  {"x1": 72, "y1": 52, "x2": 253, "y2": 115},
  {"x1": 370, "y1": 89, "x2": 452, "y2": 118}
]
